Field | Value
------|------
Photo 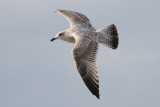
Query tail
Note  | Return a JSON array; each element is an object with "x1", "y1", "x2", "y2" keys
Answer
[{"x1": 97, "y1": 24, "x2": 119, "y2": 49}]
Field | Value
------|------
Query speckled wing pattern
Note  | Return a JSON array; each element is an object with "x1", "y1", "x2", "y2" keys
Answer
[
  {"x1": 54, "y1": 9, "x2": 119, "y2": 99},
  {"x1": 72, "y1": 37, "x2": 99, "y2": 99},
  {"x1": 55, "y1": 9, "x2": 95, "y2": 31}
]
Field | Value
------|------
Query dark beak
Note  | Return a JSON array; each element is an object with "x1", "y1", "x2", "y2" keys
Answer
[{"x1": 50, "y1": 38, "x2": 56, "y2": 42}]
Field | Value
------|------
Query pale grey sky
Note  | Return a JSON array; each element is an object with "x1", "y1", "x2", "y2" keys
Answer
[{"x1": 0, "y1": 0, "x2": 160, "y2": 107}]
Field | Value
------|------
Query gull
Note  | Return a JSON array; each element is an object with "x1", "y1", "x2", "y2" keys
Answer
[{"x1": 51, "y1": 9, "x2": 119, "y2": 99}]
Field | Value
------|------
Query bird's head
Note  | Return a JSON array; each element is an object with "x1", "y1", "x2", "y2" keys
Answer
[{"x1": 50, "y1": 31, "x2": 66, "y2": 42}]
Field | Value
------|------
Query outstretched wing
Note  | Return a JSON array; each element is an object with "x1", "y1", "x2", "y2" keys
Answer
[
  {"x1": 55, "y1": 9, "x2": 95, "y2": 31},
  {"x1": 72, "y1": 36, "x2": 99, "y2": 99}
]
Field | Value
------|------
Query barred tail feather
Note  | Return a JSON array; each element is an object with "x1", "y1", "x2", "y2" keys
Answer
[{"x1": 97, "y1": 24, "x2": 119, "y2": 49}]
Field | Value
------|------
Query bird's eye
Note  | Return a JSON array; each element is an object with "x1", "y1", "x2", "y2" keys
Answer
[{"x1": 59, "y1": 33, "x2": 63, "y2": 36}]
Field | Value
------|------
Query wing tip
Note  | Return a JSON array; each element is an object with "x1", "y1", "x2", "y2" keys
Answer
[
  {"x1": 82, "y1": 75, "x2": 100, "y2": 99},
  {"x1": 54, "y1": 9, "x2": 59, "y2": 12},
  {"x1": 95, "y1": 94, "x2": 100, "y2": 99},
  {"x1": 54, "y1": 9, "x2": 63, "y2": 13}
]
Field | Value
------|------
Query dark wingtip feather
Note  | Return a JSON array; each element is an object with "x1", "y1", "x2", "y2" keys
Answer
[
  {"x1": 96, "y1": 93, "x2": 100, "y2": 99},
  {"x1": 82, "y1": 75, "x2": 100, "y2": 99}
]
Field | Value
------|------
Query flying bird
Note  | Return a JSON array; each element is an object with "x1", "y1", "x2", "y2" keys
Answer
[{"x1": 51, "y1": 9, "x2": 119, "y2": 99}]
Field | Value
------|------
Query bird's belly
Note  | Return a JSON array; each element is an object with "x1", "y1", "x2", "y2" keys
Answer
[{"x1": 62, "y1": 36, "x2": 75, "y2": 43}]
